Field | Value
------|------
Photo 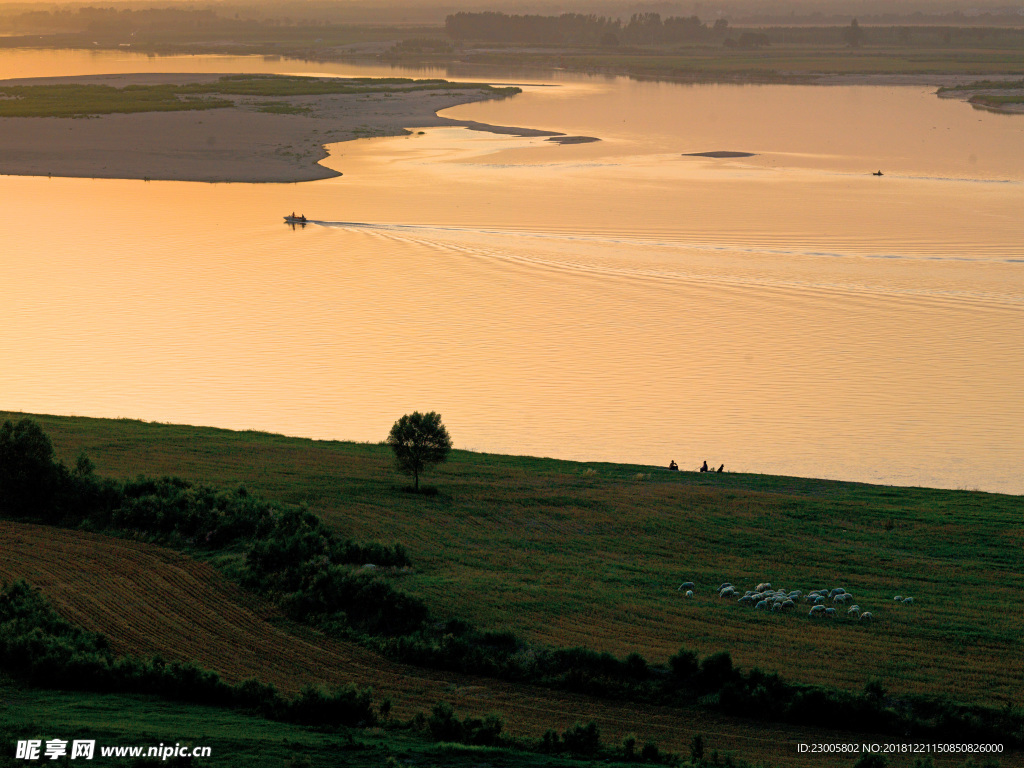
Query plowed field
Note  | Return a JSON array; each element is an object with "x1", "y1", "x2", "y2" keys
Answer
[{"x1": 3, "y1": 521, "x2": 1021, "y2": 768}]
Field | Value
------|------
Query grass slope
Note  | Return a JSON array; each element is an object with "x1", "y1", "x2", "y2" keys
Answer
[{"x1": 3, "y1": 412, "x2": 1022, "y2": 712}]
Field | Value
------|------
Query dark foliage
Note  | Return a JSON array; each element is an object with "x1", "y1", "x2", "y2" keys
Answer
[
  {"x1": 445, "y1": 11, "x2": 722, "y2": 46},
  {"x1": 561, "y1": 721, "x2": 601, "y2": 756},
  {"x1": 0, "y1": 580, "x2": 374, "y2": 727},
  {"x1": 0, "y1": 418, "x2": 64, "y2": 520},
  {"x1": 1, "y1": 419, "x2": 421, "y2": 639},
  {"x1": 425, "y1": 702, "x2": 504, "y2": 746},
  {"x1": 0, "y1": 581, "x2": 374, "y2": 729},
  {"x1": 286, "y1": 683, "x2": 375, "y2": 726}
]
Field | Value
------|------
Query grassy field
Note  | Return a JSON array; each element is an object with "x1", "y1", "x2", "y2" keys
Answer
[
  {"x1": 4, "y1": 411, "x2": 1022, "y2": 714},
  {"x1": 3, "y1": 411, "x2": 1023, "y2": 766},
  {"x1": 0, "y1": 75, "x2": 519, "y2": 118},
  {"x1": 3, "y1": 524, "x2": 971, "y2": 768},
  {"x1": 3, "y1": 674, "x2": 687, "y2": 768}
]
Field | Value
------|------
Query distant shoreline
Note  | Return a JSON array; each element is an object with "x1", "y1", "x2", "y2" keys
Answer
[{"x1": 0, "y1": 73, "x2": 541, "y2": 183}]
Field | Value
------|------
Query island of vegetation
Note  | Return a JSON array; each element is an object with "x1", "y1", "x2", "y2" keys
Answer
[
  {"x1": 0, "y1": 73, "x2": 527, "y2": 182},
  {"x1": 2, "y1": 411, "x2": 1022, "y2": 768},
  {"x1": 936, "y1": 78, "x2": 1024, "y2": 113}
]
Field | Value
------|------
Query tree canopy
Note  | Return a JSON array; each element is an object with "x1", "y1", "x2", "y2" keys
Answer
[
  {"x1": 386, "y1": 412, "x2": 452, "y2": 492},
  {"x1": 842, "y1": 18, "x2": 866, "y2": 47},
  {"x1": 0, "y1": 418, "x2": 62, "y2": 517}
]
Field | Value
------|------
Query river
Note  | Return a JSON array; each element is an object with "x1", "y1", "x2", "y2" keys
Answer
[{"x1": 1, "y1": 49, "x2": 1021, "y2": 494}]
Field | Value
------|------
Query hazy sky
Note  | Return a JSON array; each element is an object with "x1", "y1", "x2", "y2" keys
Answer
[{"x1": 0, "y1": 0, "x2": 1018, "y2": 9}]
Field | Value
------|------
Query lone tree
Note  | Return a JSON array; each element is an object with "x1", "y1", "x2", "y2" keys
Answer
[
  {"x1": 386, "y1": 411, "x2": 452, "y2": 492},
  {"x1": 842, "y1": 18, "x2": 866, "y2": 48}
]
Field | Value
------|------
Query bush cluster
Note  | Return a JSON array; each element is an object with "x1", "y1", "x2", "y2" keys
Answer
[
  {"x1": 425, "y1": 702, "x2": 504, "y2": 746},
  {"x1": 0, "y1": 418, "x2": 422, "y2": 637}
]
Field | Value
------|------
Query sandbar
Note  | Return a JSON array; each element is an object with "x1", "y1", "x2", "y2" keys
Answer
[
  {"x1": 0, "y1": 73, "x2": 548, "y2": 183},
  {"x1": 683, "y1": 151, "x2": 756, "y2": 158},
  {"x1": 546, "y1": 136, "x2": 601, "y2": 145}
]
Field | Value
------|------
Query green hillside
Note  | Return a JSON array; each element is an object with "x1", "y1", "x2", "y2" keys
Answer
[{"x1": 5, "y1": 410, "x2": 1022, "y2": 711}]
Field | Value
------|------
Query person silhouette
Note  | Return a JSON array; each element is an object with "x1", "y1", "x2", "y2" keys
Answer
[
  {"x1": 717, "y1": 464, "x2": 724, "y2": 473},
  {"x1": 700, "y1": 461, "x2": 708, "y2": 472},
  {"x1": 668, "y1": 460, "x2": 678, "y2": 471}
]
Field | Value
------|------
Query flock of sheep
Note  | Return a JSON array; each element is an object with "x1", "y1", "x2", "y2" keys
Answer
[{"x1": 677, "y1": 580, "x2": 919, "y2": 623}]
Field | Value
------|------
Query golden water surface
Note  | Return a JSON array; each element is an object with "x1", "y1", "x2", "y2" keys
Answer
[{"x1": 1, "y1": 51, "x2": 1021, "y2": 493}]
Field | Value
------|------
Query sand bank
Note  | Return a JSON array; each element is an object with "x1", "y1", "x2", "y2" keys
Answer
[
  {"x1": 683, "y1": 151, "x2": 755, "y2": 158},
  {"x1": 0, "y1": 73, "x2": 551, "y2": 183}
]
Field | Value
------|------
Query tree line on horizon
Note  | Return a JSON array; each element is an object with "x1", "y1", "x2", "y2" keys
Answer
[{"x1": 444, "y1": 11, "x2": 730, "y2": 46}]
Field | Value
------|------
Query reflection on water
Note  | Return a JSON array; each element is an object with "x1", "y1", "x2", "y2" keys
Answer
[{"x1": 0, "y1": 50, "x2": 1021, "y2": 494}]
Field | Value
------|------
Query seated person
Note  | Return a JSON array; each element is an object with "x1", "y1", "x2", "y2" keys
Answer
[
  {"x1": 700, "y1": 461, "x2": 708, "y2": 472},
  {"x1": 668, "y1": 460, "x2": 678, "y2": 471}
]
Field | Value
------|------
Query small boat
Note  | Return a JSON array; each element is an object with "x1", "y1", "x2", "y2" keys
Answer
[
  {"x1": 284, "y1": 213, "x2": 308, "y2": 223},
  {"x1": 872, "y1": 170, "x2": 883, "y2": 176}
]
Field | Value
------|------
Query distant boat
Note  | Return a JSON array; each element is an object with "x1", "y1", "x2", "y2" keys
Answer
[
  {"x1": 284, "y1": 214, "x2": 308, "y2": 223},
  {"x1": 872, "y1": 170, "x2": 883, "y2": 176}
]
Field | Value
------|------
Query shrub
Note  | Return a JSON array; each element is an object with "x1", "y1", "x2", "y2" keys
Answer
[
  {"x1": 425, "y1": 703, "x2": 504, "y2": 746},
  {"x1": 668, "y1": 647, "x2": 699, "y2": 684},
  {"x1": 690, "y1": 733, "x2": 705, "y2": 762},
  {"x1": 622, "y1": 734, "x2": 637, "y2": 761},
  {"x1": 427, "y1": 701, "x2": 463, "y2": 742},
  {"x1": 561, "y1": 721, "x2": 601, "y2": 756},
  {"x1": 286, "y1": 683, "x2": 375, "y2": 726},
  {"x1": 641, "y1": 742, "x2": 661, "y2": 761},
  {"x1": 696, "y1": 651, "x2": 736, "y2": 692},
  {"x1": 0, "y1": 418, "x2": 64, "y2": 519}
]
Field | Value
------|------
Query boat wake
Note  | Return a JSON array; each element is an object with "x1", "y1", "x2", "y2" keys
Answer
[{"x1": 316, "y1": 219, "x2": 1024, "y2": 267}]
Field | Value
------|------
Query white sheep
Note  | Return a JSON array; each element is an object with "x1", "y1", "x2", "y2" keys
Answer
[
  {"x1": 754, "y1": 599, "x2": 769, "y2": 611},
  {"x1": 824, "y1": 607, "x2": 837, "y2": 617},
  {"x1": 860, "y1": 612, "x2": 874, "y2": 623},
  {"x1": 893, "y1": 595, "x2": 903, "y2": 601},
  {"x1": 809, "y1": 605, "x2": 826, "y2": 617},
  {"x1": 678, "y1": 581, "x2": 696, "y2": 591},
  {"x1": 685, "y1": 590, "x2": 694, "y2": 598},
  {"x1": 902, "y1": 596, "x2": 914, "y2": 604},
  {"x1": 718, "y1": 582, "x2": 733, "y2": 591},
  {"x1": 847, "y1": 605, "x2": 861, "y2": 616},
  {"x1": 719, "y1": 586, "x2": 736, "y2": 598},
  {"x1": 755, "y1": 582, "x2": 772, "y2": 592}
]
